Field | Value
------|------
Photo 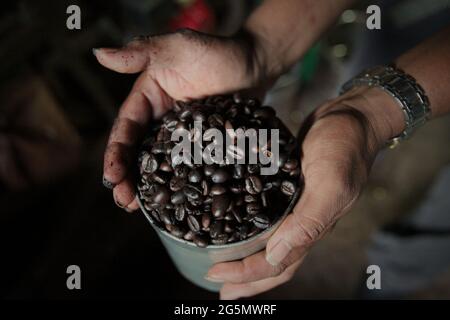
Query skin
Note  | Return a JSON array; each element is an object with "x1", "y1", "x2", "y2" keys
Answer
[{"x1": 94, "y1": 0, "x2": 450, "y2": 299}]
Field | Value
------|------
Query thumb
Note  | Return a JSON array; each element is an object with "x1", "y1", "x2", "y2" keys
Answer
[
  {"x1": 93, "y1": 42, "x2": 150, "y2": 74},
  {"x1": 265, "y1": 177, "x2": 353, "y2": 266}
]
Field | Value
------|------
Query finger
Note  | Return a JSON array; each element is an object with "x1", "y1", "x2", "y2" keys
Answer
[
  {"x1": 113, "y1": 178, "x2": 138, "y2": 211},
  {"x1": 93, "y1": 43, "x2": 150, "y2": 74},
  {"x1": 103, "y1": 73, "x2": 166, "y2": 187},
  {"x1": 265, "y1": 174, "x2": 352, "y2": 267},
  {"x1": 220, "y1": 260, "x2": 302, "y2": 300},
  {"x1": 207, "y1": 248, "x2": 304, "y2": 284}
]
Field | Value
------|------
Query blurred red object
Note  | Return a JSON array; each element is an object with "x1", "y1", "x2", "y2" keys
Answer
[{"x1": 169, "y1": 0, "x2": 215, "y2": 33}]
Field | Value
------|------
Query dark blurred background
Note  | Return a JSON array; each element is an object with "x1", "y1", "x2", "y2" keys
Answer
[{"x1": 1, "y1": 0, "x2": 449, "y2": 299}]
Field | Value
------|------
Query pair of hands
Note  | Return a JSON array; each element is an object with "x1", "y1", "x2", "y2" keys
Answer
[{"x1": 95, "y1": 29, "x2": 397, "y2": 299}]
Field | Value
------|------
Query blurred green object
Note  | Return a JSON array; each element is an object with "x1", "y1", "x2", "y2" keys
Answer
[{"x1": 300, "y1": 43, "x2": 321, "y2": 84}]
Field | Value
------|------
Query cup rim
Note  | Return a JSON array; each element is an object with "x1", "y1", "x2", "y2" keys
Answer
[{"x1": 137, "y1": 177, "x2": 302, "y2": 249}]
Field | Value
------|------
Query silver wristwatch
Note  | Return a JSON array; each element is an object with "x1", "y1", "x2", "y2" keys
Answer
[{"x1": 341, "y1": 65, "x2": 431, "y2": 148}]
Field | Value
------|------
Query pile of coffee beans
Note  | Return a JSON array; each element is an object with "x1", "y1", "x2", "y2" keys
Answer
[{"x1": 137, "y1": 95, "x2": 301, "y2": 247}]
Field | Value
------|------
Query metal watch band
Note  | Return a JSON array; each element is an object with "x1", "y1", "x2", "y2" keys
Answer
[{"x1": 341, "y1": 65, "x2": 431, "y2": 147}]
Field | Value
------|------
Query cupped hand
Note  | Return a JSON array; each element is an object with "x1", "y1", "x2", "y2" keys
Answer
[
  {"x1": 206, "y1": 87, "x2": 403, "y2": 299},
  {"x1": 94, "y1": 29, "x2": 269, "y2": 211}
]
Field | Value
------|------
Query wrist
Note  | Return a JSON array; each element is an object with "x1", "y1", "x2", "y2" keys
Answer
[
  {"x1": 341, "y1": 86, "x2": 406, "y2": 146},
  {"x1": 236, "y1": 26, "x2": 284, "y2": 82}
]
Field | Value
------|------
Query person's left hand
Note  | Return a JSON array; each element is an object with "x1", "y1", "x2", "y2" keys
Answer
[{"x1": 206, "y1": 87, "x2": 403, "y2": 299}]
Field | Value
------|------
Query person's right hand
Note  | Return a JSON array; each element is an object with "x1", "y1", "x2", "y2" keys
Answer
[{"x1": 94, "y1": 29, "x2": 272, "y2": 211}]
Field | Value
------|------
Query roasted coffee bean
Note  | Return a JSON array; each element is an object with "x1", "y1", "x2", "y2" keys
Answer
[
  {"x1": 188, "y1": 169, "x2": 202, "y2": 183},
  {"x1": 210, "y1": 184, "x2": 227, "y2": 195},
  {"x1": 261, "y1": 191, "x2": 268, "y2": 207},
  {"x1": 152, "y1": 171, "x2": 170, "y2": 184},
  {"x1": 201, "y1": 213, "x2": 211, "y2": 229},
  {"x1": 193, "y1": 235, "x2": 208, "y2": 248},
  {"x1": 283, "y1": 159, "x2": 298, "y2": 172},
  {"x1": 253, "y1": 106, "x2": 276, "y2": 119},
  {"x1": 290, "y1": 167, "x2": 301, "y2": 177},
  {"x1": 236, "y1": 224, "x2": 249, "y2": 240},
  {"x1": 245, "y1": 175, "x2": 263, "y2": 194},
  {"x1": 244, "y1": 194, "x2": 257, "y2": 203},
  {"x1": 201, "y1": 180, "x2": 210, "y2": 196},
  {"x1": 164, "y1": 142, "x2": 174, "y2": 155},
  {"x1": 156, "y1": 127, "x2": 170, "y2": 142},
  {"x1": 229, "y1": 182, "x2": 243, "y2": 194},
  {"x1": 175, "y1": 121, "x2": 189, "y2": 131},
  {"x1": 141, "y1": 152, "x2": 158, "y2": 174},
  {"x1": 209, "y1": 220, "x2": 224, "y2": 238},
  {"x1": 188, "y1": 197, "x2": 203, "y2": 207},
  {"x1": 204, "y1": 165, "x2": 215, "y2": 177},
  {"x1": 248, "y1": 225, "x2": 260, "y2": 238},
  {"x1": 174, "y1": 165, "x2": 189, "y2": 178},
  {"x1": 179, "y1": 109, "x2": 192, "y2": 121},
  {"x1": 146, "y1": 202, "x2": 161, "y2": 210},
  {"x1": 224, "y1": 213, "x2": 234, "y2": 221},
  {"x1": 277, "y1": 153, "x2": 288, "y2": 168},
  {"x1": 192, "y1": 110, "x2": 207, "y2": 122},
  {"x1": 171, "y1": 190, "x2": 186, "y2": 205},
  {"x1": 175, "y1": 205, "x2": 186, "y2": 221},
  {"x1": 227, "y1": 233, "x2": 238, "y2": 243},
  {"x1": 208, "y1": 114, "x2": 224, "y2": 127},
  {"x1": 224, "y1": 222, "x2": 234, "y2": 233},
  {"x1": 160, "y1": 208, "x2": 175, "y2": 225},
  {"x1": 232, "y1": 164, "x2": 245, "y2": 179},
  {"x1": 263, "y1": 182, "x2": 273, "y2": 191},
  {"x1": 165, "y1": 203, "x2": 174, "y2": 209},
  {"x1": 151, "y1": 141, "x2": 166, "y2": 154},
  {"x1": 272, "y1": 179, "x2": 282, "y2": 188},
  {"x1": 183, "y1": 184, "x2": 202, "y2": 200},
  {"x1": 159, "y1": 161, "x2": 173, "y2": 172},
  {"x1": 204, "y1": 196, "x2": 213, "y2": 204},
  {"x1": 232, "y1": 208, "x2": 243, "y2": 223},
  {"x1": 187, "y1": 215, "x2": 201, "y2": 233},
  {"x1": 212, "y1": 194, "x2": 231, "y2": 218},
  {"x1": 227, "y1": 106, "x2": 239, "y2": 118},
  {"x1": 153, "y1": 185, "x2": 170, "y2": 205},
  {"x1": 203, "y1": 203, "x2": 211, "y2": 212},
  {"x1": 183, "y1": 230, "x2": 195, "y2": 241},
  {"x1": 164, "y1": 117, "x2": 178, "y2": 132},
  {"x1": 247, "y1": 164, "x2": 259, "y2": 174},
  {"x1": 211, "y1": 234, "x2": 229, "y2": 245},
  {"x1": 281, "y1": 180, "x2": 296, "y2": 196},
  {"x1": 253, "y1": 213, "x2": 270, "y2": 229},
  {"x1": 170, "y1": 226, "x2": 186, "y2": 238},
  {"x1": 184, "y1": 201, "x2": 195, "y2": 213},
  {"x1": 169, "y1": 176, "x2": 185, "y2": 192},
  {"x1": 235, "y1": 195, "x2": 245, "y2": 206},
  {"x1": 150, "y1": 209, "x2": 161, "y2": 222},
  {"x1": 211, "y1": 168, "x2": 230, "y2": 183},
  {"x1": 246, "y1": 202, "x2": 262, "y2": 215}
]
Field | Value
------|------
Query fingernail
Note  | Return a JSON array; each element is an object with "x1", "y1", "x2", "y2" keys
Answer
[
  {"x1": 92, "y1": 48, "x2": 98, "y2": 56},
  {"x1": 266, "y1": 239, "x2": 292, "y2": 266},
  {"x1": 102, "y1": 177, "x2": 115, "y2": 189},
  {"x1": 204, "y1": 275, "x2": 224, "y2": 283}
]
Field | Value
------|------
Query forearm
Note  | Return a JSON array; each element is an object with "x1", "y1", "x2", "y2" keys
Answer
[
  {"x1": 337, "y1": 24, "x2": 450, "y2": 148},
  {"x1": 244, "y1": 0, "x2": 355, "y2": 78},
  {"x1": 396, "y1": 24, "x2": 450, "y2": 119}
]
